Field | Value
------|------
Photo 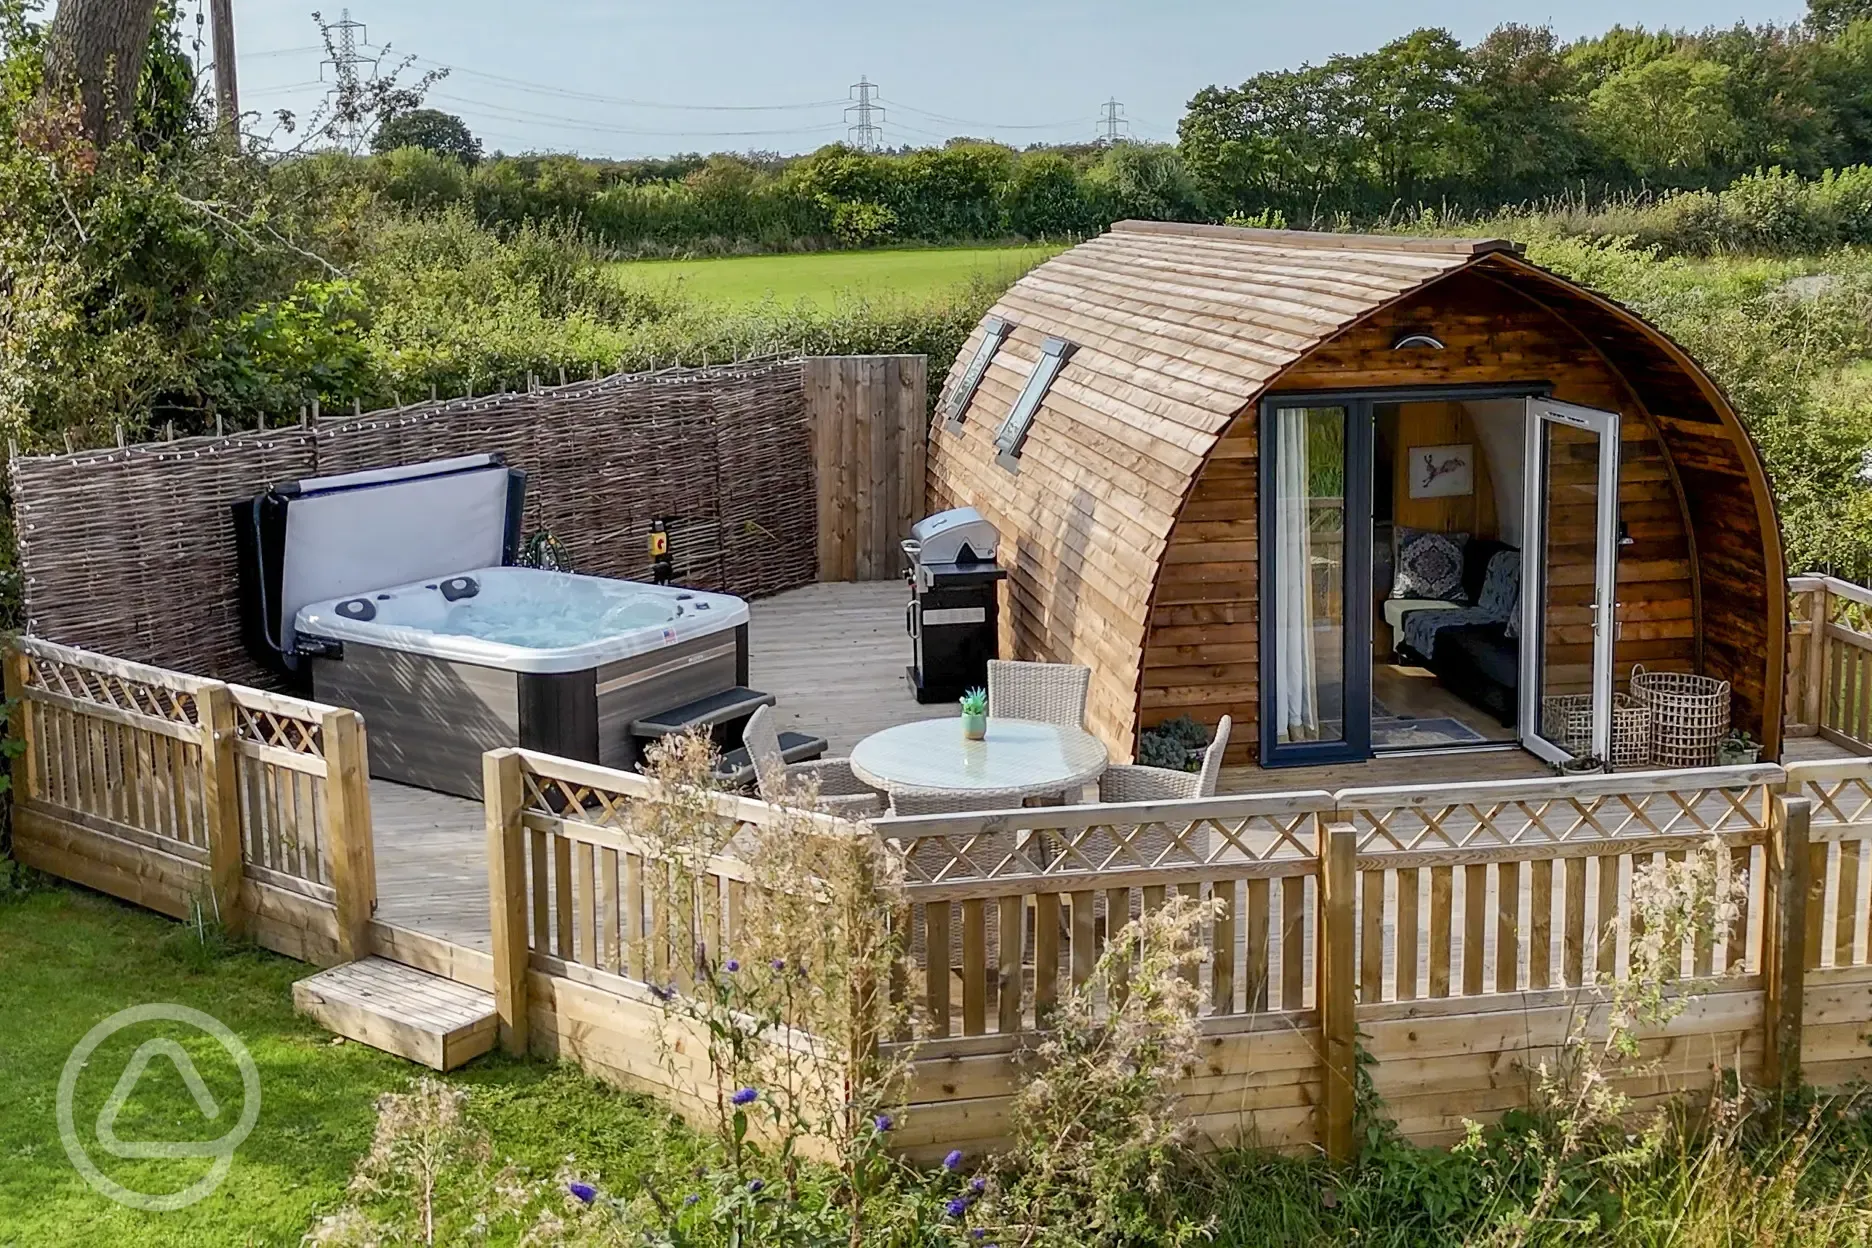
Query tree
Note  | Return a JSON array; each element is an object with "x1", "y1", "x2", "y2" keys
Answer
[
  {"x1": 372, "y1": 107, "x2": 481, "y2": 164},
  {"x1": 1348, "y1": 29, "x2": 1474, "y2": 202},
  {"x1": 1809, "y1": 0, "x2": 1872, "y2": 37},
  {"x1": 40, "y1": 0, "x2": 161, "y2": 144},
  {"x1": 1460, "y1": 25, "x2": 1589, "y2": 200},
  {"x1": 1587, "y1": 54, "x2": 1741, "y2": 182}
]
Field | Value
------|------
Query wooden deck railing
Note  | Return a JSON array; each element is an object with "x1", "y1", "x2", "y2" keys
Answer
[
  {"x1": 480, "y1": 748, "x2": 1842, "y2": 1160},
  {"x1": 1787, "y1": 575, "x2": 1872, "y2": 750},
  {"x1": 12, "y1": 634, "x2": 1872, "y2": 1161},
  {"x1": 4, "y1": 636, "x2": 375, "y2": 961}
]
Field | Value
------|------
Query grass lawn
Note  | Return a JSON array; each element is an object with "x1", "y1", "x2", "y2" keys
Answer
[
  {"x1": 609, "y1": 243, "x2": 1063, "y2": 308},
  {"x1": 0, "y1": 880, "x2": 699, "y2": 1247}
]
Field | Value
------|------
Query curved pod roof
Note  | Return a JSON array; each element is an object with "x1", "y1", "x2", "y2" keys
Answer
[{"x1": 927, "y1": 220, "x2": 1785, "y2": 761}]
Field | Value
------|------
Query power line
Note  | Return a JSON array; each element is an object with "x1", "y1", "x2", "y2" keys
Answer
[
  {"x1": 1097, "y1": 97, "x2": 1129, "y2": 145},
  {"x1": 878, "y1": 98, "x2": 1083, "y2": 132},
  {"x1": 424, "y1": 91, "x2": 847, "y2": 138},
  {"x1": 845, "y1": 75, "x2": 884, "y2": 152},
  {"x1": 401, "y1": 54, "x2": 844, "y2": 112}
]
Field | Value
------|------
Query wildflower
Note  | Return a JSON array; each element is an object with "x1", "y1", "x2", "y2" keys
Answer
[
  {"x1": 684, "y1": 1194, "x2": 700, "y2": 1207},
  {"x1": 731, "y1": 1087, "x2": 759, "y2": 1106},
  {"x1": 970, "y1": 1176, "x2": 986, "y2": 1194},
  {"x1": 945, "y1": 1196, "x2": 971, "y2": 1218},
  {"x1": 567, "y1": 1181, "x2": 597, "y2": 1204},
  {"x1": 943, "y1": 1149, "x2": 964, "y2": 1171},
  {"x1": 747, "y1": 1178, "x2": 764, "y2": 1194},
  {"x1": 724, "y1": 958, "x2": 740, "y2": 973},
  {"x1": 873, "y1": 1113, "x2": 893, "y2": 1132},
  {"x1": 771, "y1": 957, "x2": 786, "y2": 971},
  {"x1": 971, "y1": 1230, "x2": 986, "y2": 1241}
]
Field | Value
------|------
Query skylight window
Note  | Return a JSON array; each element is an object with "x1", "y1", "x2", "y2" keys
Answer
[
  {"x1": 994, "y1": 337, "x2": 1076, "y2": 470},
  {"x1": 943, "y1": 316, "x2": 1013, "y2": 430}
]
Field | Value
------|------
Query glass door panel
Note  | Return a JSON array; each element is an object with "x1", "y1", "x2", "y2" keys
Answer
[
  {"x1": 1521, "y1": 399, "x2": 1621, "y2": 767},
  {"x1": 1261, "y1": 403, "x2": 1369, "y2": 764}
]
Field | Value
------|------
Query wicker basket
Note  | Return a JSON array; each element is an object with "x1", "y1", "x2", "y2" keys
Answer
[
  {"x1": 1630, "y1": 665, "x2": 1731, "y2": 768},
  {"x1": 1540, "y1": 693, "x2": 1652, "y2": 770}
]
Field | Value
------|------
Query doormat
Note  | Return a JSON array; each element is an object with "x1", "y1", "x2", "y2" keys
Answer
[{"x1": 1371, "y1": 711, "x2": 1488, "y2": 748}]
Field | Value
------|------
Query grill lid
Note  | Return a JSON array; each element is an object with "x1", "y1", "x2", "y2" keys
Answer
[{"x1": 909, "y1": 506, "x2": 999, "y2": 565}]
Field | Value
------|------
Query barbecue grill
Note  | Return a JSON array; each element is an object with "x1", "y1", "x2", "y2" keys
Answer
[{"x1": 902, "y1": 507, "x2": 1007, "y2": 704}]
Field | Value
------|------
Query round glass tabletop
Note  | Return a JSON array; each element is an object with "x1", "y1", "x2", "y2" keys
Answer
[{"x1": 849, "y1": 717, "x2": 1108, "y2": 799}]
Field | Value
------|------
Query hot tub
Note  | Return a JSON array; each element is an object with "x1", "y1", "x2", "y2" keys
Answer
[{"x1": 296, "y1": 567, "x2": 750, "y2": 798}]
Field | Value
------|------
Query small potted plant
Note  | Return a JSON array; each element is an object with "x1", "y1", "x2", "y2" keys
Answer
[
  {"x1": 959, "y1": 687, "x2": 988, "y2": 741},
  {"x1": 1718, "y1": 728, "x2": 1761, "y2": 766},
  {"x1": 1559, "y1": 751, "x2": 1604, "y2": 776}
]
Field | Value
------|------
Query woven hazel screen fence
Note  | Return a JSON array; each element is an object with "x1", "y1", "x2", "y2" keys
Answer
[{"x1": 9, "y1": 358, "x2": 817, "y2": 686}]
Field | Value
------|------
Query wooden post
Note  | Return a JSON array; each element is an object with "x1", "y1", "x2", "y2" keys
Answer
[
  {"x1": 1317, "y1": 820, "x2": 1358, "y2": 1162},
  {"x1": 485, "y1": 749, "x2": 530, "y2": 1055},
  {"x1": 197, "y1": 684, "x2": 245, "y2": 937},
  {"x1": 4, "y1": 645, "x2": 38, "y2": 807},
  {"x1": 1763, "y1": 791, "x2": 1811, "y2": 1092},
  {"x1": 321, "y1": 708, "x2": 375, "y2": 961},
  {"x1": 1806, "y1": 584, "x2": 1830, "y2": 733}
]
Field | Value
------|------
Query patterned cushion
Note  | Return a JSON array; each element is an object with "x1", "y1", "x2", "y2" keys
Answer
[
  {"x1": 1400, "y1": 549, "x2": 1521, "y2": 660},
  {"x1": 1391, "y1": 528, "x2": 1469, "y2": 603}
]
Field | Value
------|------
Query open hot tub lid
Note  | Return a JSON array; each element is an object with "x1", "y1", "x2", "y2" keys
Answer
[{"x1": 233, "y1": 453, "x2": 526, "y2": 676}]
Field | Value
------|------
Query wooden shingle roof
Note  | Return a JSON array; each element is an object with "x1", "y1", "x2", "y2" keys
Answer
[{"x1": 927, "y1": 222, "x2": 1527, "y2": 747}]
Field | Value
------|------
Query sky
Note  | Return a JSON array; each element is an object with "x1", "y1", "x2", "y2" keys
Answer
[{"x1": 225, "y1": 0, "x2": 1812, "y2": 160}]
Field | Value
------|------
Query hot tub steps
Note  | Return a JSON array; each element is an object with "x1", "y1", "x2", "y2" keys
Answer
[
  {"x1": 293, "y1": 957, "x2": 496, "y2": 1071},
  {"x1": 630, "y1": 685, "x2": 775, "y2": 754}
]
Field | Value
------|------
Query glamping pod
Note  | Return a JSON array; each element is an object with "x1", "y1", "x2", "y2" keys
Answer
[{"x1": 927, "y1": 221, "x2": 1786, "y2": 771}]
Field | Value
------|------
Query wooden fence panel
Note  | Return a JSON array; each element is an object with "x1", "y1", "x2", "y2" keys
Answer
[{"x1": 806, "y1": 355, "x2": 929, "y2": 582}]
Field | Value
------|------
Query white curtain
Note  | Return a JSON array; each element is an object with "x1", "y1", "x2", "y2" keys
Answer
[{"x1": 1274, "y1": 408, "x2": 1320, "y2": 742}]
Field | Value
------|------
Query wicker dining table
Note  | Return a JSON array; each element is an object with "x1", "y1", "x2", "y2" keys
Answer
[{"x1": 848, "y1": 716, "x2": 1109, "y2": 805}]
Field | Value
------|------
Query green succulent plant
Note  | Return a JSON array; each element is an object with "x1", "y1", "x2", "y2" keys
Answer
[{"x1": 959, "y1": 688, "x2": 988, "y2": 716}]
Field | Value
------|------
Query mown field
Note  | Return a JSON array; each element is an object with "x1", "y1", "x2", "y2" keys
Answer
[{"x1": 608, "y1": 242, "x2": 1062, "y2": 308}]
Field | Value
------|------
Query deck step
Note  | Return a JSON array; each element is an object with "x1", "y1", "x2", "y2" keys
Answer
[{"x1": 293, "y1": 957, "x2": 496, "y2": 1072}]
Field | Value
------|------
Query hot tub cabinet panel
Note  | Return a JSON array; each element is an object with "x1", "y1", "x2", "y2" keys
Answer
[
  {"x1": 295, "y1": 567, "x2": 753, "y2": 799},
  {"x1": 312, "y1": 626, "x2": 747, "y2": 798}
]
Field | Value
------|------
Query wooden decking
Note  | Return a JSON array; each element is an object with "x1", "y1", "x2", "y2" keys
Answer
[{"x1": 364, "y1": 580, "x2": 1858, "y2": 952}]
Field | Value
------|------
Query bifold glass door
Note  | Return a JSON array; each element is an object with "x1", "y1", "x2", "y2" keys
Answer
[
  {"x1": 1520, "y1": 398, "x2": 1622, "y2": 767},
  {"x1": 1260, "y1": 402, "x2": 1371, "y2": 765}
]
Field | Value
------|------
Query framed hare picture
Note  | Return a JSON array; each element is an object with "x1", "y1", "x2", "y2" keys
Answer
[{"x1": 1408, "y1": 443, "x2": 1474, "y2": 498}]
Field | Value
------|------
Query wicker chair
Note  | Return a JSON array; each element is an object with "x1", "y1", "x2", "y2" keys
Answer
[
  {"x1": 742, "y1": 705, "x2": 886, "y2": 818},
  {"x1": 886, "y1": 789, "x2": 1020, "y2": 816},
  {"x1": 986, "y1": 660, "x2": 1091, "y2": 727},
  {"x1": 1098, "y1": 716, "x2": 1232, "y2": 803}
]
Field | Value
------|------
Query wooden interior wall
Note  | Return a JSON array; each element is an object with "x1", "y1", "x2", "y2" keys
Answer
[
  {"x1": 1387, "y1": 402, "x2": 1499, "y2": 538},
  {"x1": 1140, "y1": 269, "x2": 1699, "y2": 764},
  {"x1": 806, "y1": 355, "x2": 929, "y2": 582}
]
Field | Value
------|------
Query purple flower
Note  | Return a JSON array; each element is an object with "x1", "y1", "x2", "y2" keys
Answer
[
  {"x1": 945, "y1": 1196, "x2": 971, "y2": 1218},
  {"x1": 771, "y1": 957, "x2": 786, "y2": 971},
  {"x1": 567, "y1": 1181, "x2": 596, "y2": 1204},
  {"x1": 873, "y1": 1113, "x2": 893, "y2": 1132},
  {"x1": 943, "y1": 1149, "x2": 964, "y2": 1171},
  {"x1": 684, "y1": 1193, "x2": 700, "y2": 1207},
  {"x1": 724, "y1": 958, "x2": 740, "y2": 973},
  {"x1": 970, "y1": 1176, "x2": 987, "y2": 1194},
  {"x1": 731, "y1": 1087, "x2": 758, "y2": 1106},
  {"x1": 747, "y1": 1178, "x2": 764, "y2": 1194},
  {"x1": 971, "y1": 1232, "x2": 987, "y2": 1242}
]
